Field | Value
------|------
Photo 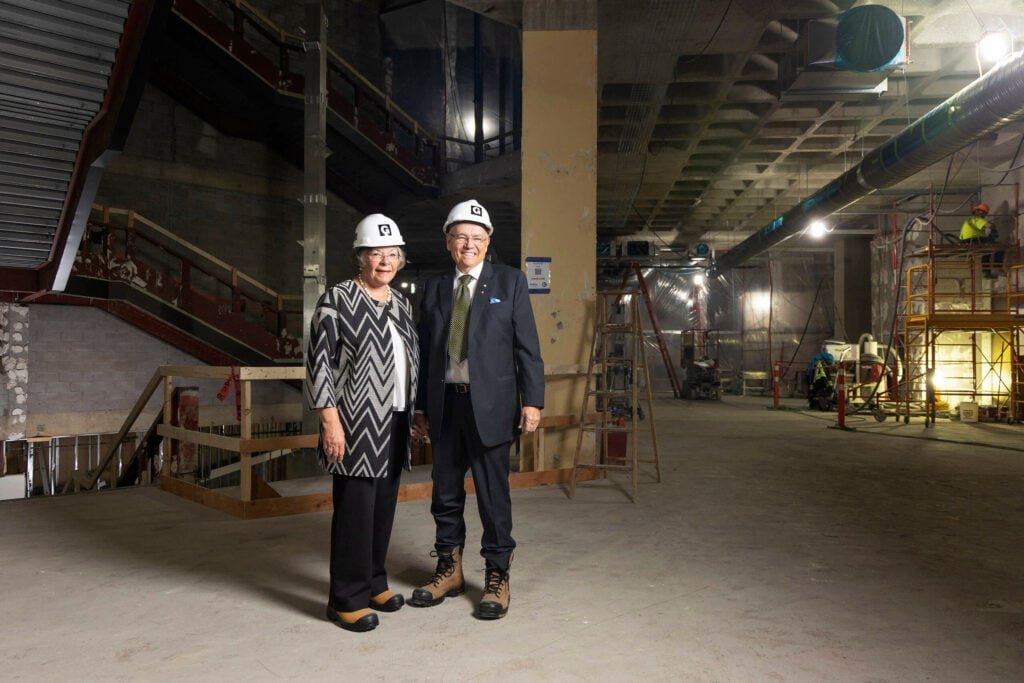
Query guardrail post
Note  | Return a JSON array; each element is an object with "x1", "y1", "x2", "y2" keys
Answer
[
  {"x1": 240, "y1": 375, "x2": 253, "y2": 503},
  {"x1": 162, "y1": 374, "x2": 173, "y2": 477},
  {"x1": 772, "y1": 361, "x2": 780, "y2": 407},
  {"x1": 836, "y1": 362, "x2": 846, "y2": 428}
]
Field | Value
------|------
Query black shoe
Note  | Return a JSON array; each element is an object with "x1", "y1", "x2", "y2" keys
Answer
[
  {"x1": 326, "y1": 606, "x2": 379, "y2": 632},
  {"x1": 370, "y1": 591, "x2": 405, "y2": 612}
]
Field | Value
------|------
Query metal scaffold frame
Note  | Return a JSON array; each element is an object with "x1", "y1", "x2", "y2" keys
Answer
[{"x1": 897, "y1": 183, "x2": 1023, "y2": 424}]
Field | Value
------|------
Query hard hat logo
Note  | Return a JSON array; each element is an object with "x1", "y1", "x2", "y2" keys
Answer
[
  {"x1": 470, "y1": 205, "x2": 483, "y2": 217},
  {"x1": 378, "y1": 224, "x2": 392, "y2": 236}
]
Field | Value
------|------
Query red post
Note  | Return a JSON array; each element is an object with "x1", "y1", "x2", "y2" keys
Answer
[
  {"x1": 836, "y1": 362, "x2": 846, "y2": 427},
  {"x1": 772, "y1": 361, "x2": 780, "y2": 407}
]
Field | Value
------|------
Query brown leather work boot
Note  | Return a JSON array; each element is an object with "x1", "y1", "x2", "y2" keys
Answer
[
  {"x1": 477, "y1": 558, "x2": 511, "y2": 620},
  {"x1": 410, "y1": 546, "x2": 465, "y2": 607}
]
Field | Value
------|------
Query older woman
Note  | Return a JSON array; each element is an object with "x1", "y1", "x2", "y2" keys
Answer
[{"x1": 305, "y1": 214, "x2": 419, "y2": 633}]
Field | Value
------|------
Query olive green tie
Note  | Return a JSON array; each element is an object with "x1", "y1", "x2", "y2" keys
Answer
[{"x1": 448, "y1": 274, "x2": 472, "y2": 363}]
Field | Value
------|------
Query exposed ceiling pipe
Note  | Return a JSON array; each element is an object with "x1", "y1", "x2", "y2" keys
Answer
[{"x1": 712, "y1": 49, "x2": 1024, "y2": 275}]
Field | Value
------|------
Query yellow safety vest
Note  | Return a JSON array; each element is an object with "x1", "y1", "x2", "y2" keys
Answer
[{"x1": 959, "y1": 216, "x2": 988, "y2": 241}]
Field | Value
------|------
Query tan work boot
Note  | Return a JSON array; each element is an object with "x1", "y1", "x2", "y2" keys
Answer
[
  {"x1": 478, "y1": 557, "x2": 511, "y2": 620},
  {"x1": 410, "y1": 546, "x2": 465, "y2": 607}
]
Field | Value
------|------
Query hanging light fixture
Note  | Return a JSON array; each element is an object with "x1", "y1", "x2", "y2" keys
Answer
[{"x1": 977, "y1": 29, "x2": 1015, "y2": 73}]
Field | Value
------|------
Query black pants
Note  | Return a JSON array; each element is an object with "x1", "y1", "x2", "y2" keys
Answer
[
  {"x1": 961, "y1": 237, "x2": 1004, "y2": 274},
  {"x1": 328, "y1": 411, "x2": 406, "y2": 612},
  {"x1": 431, "y1": 386, "x2": 515, "y2": 571}
]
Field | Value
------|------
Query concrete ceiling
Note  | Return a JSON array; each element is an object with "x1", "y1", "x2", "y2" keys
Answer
[{"x1": 448, "y1": 0, "x2": 1024, "y2": 263}]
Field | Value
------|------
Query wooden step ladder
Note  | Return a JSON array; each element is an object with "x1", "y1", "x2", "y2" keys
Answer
[{"x1": 569, "y1": 289, "x2": 661, "y2": 501}]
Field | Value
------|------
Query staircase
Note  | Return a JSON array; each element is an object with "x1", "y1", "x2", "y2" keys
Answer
[
  {"x1": 47, "y1": 204, "x2": 304, "y2": 366},
  {"x1": 154, "y1": 0, "x2": 442, "y2": 212},
  {"x1": 0, "y1": 0, "x2": 161, "y2": 295},
  {"x1": 0, "y1": 0, "x2": 450, "y2": 364}
]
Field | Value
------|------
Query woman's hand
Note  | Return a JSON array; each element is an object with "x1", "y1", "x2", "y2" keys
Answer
[{"x1": 318, "y1": 408, "x2": 345, "y2": 463}]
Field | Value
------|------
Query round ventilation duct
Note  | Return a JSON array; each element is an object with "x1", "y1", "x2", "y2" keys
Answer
[{"x1": 835, "y1": 5, "x2": 905, "y2": 72}]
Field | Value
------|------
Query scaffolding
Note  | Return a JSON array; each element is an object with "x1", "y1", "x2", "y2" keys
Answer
[{"x1": 897, "y1": 184, "x2": 1023, "y2": 424}]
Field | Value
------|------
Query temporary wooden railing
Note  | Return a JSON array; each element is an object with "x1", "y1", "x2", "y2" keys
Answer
[
  {"x1": 67, "y1": 365, "x2": 600, "y2": 518},
  {"x1": 529, "y1": 412, "x2": 601, "y2": 472},
  {"x1": 64, "y1": 366, "x2": 314, "y2": 498}
]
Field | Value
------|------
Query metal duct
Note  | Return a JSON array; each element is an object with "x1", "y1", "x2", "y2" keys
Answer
[{"x1": 713, "y1": 49, "x2": 1024, "y2": 275}]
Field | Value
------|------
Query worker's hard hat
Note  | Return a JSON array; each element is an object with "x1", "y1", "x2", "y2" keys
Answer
[
  {"x1": 353, "y1": 214, "x2": 405, "y2": 248},
  {"x1": 974, "y1": 203, "x2": 990, "y2": 214},
  {"x1": 442, "y1": 199, "x2": 493, "y2": 235}
]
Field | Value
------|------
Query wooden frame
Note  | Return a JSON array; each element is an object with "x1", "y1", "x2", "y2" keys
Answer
[{"x1": 77, "y1": 365, "x2": 599, "y2": 518}]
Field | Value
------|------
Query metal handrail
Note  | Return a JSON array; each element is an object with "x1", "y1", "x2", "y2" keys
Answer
[
  {"x1": 75, "y1": 204, "x2": 304, "y2": 361},
  {"x1": 174, "y1": 0, "x2": 442, "y2": 183},
  {"x1": 2, "y1": 430, "x2": 148, "y2": 499}
]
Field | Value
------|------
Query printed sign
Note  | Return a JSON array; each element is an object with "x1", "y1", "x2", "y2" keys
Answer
[{"x1": 525, "y1": 257, "x2": 551, "y2": 294}]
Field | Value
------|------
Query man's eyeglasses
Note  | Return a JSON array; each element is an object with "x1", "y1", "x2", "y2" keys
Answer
[
  {"x1": 448, "y1": 234, "x2": 488, "y2": 246},
  {"x1": 368, "y1": 251, "x2": 401, "y2": 262}
]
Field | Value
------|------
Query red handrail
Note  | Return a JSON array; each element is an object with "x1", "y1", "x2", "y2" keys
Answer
[
  {"x1": 74, "y1": 207, "x2": 303, "y2": 362},
  {"x1": 174, "y1": 0, "x2": 442, "y2": 184}
]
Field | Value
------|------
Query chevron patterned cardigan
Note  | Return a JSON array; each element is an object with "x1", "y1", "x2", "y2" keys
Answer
[{"x1": 305, "y1": 280, "x2": 419, "y2": 477}]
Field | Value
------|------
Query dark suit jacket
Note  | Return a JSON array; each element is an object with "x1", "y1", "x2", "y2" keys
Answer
[{"x1": 417, "y1": 261, "x2": 545, "y2": 447}]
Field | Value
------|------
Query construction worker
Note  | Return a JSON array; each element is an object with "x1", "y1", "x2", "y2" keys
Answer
[{"x1": 959, "y1": 203, "x2": 1001, "y2": 277}]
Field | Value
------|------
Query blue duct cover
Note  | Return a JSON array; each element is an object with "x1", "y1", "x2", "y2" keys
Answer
[
  {"x1": 713, "y1": 49, "x2": 1024, "y2": 275},
  {"x1": 835, "y1": 5, "x2": 905, "y2": 72}
]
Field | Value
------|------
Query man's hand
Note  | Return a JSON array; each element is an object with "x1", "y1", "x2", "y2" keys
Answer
[
  {"x1": 519, "y1": 406, "x2": 541, "y2": 433},
  {"x1": 412, "y1": 413, "x2": 430, "y2": 442}
]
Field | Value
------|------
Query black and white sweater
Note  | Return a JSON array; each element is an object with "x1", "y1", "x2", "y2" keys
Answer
[{"x1": 305, "y1": 279, "x2": 419, "y2": 477}]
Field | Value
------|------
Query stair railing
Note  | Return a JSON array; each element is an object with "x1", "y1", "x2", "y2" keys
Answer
[
  {"x1": 174, "y1": 0, "x2": 442, "y2": 184},
  {"x1": 75, "y1": 204, "x2": 303, "y2": 362}
]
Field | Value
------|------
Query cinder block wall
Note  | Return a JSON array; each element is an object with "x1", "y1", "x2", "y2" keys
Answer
[
  {"x1": 96, "y1": 86, "x2": 364, "y2": 293},
  {"x1": 1, "y1": 305, "x2": 300, "y2": 441}
]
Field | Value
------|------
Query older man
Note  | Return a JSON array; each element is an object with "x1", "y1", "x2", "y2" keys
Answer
[{"x1": 410, "y1": 199, "x2": 545, "y2": 620}]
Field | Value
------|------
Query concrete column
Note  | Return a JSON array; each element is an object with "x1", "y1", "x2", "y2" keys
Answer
[
  {"x1": 302, "y1": 1, "x2": 328, "y2": 444},
  {"x1": 302, "y1": 1, "x2": 328, "y2": 345},
  {"x1": 521, "y1": 1, "x2": 597, "y2": 469},
  {"x1": 834, "y1": 237, "x2": 872, "y2": 342}
]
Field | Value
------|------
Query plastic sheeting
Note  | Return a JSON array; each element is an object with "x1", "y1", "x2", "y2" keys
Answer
[{"x1": 599, "y1": 255, "x2": 837, "y2": 397}]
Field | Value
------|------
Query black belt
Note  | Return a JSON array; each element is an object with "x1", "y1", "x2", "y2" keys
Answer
[{"x1": 447, "y1": 383, "x2": 471, "y2": 394}]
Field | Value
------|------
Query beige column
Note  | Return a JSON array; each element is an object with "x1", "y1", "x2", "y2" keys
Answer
[{"x1": 521, "y1": 1, "x2": 597, "y2": 470}]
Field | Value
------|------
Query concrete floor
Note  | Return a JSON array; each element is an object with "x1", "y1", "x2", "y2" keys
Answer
[{"x1": 3, "y1": 396, "x2": 1024, "y2": 682}]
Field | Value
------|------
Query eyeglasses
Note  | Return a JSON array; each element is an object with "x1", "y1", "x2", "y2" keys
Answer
[
  {"x1": 368, "y1": 251, "x2": 401, "y2": 262},
  {"x1": 448, "y1": 234, "x2": 488, "y2": 246}
]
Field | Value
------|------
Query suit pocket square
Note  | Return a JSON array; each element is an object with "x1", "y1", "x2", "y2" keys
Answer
[{"x1": 489, "y1": 297, "x2": 502, "y2": 304}]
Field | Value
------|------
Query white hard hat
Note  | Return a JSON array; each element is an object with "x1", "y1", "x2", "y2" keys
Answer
[
  {"x1": 353, "y1": 213, "x2": 405, "y2": 248},
  {"x1": 442, "y1": 199, "x2": 493, "y2": 235}
]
